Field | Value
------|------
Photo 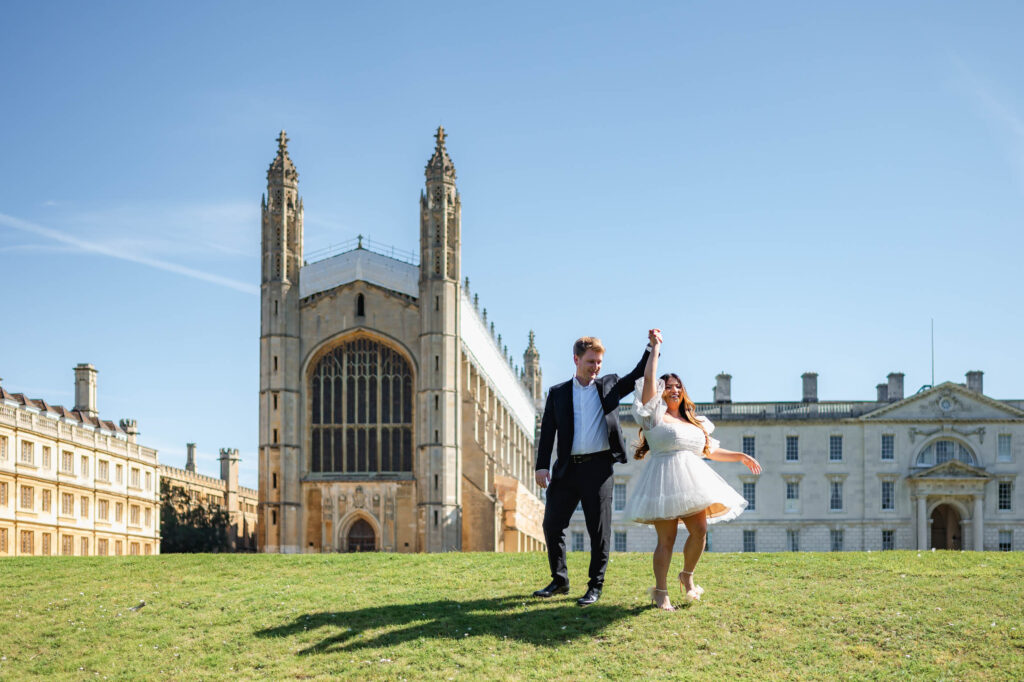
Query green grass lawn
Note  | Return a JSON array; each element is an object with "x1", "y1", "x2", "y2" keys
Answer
[{"x1": 1, "y1": 551, "x2": 1022, "y2": 680}]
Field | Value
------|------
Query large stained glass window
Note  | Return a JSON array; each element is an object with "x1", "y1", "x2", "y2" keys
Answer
[{"x1": 310, "y1": 337, "x2": 414, "y2": 473}]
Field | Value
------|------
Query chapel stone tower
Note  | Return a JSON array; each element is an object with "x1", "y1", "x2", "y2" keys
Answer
[
  {"x1": 259, "y1": 131, "x2": 303, "y2": 553},
  {"x1": 418, "y1": 127, "x2": 462, "y2": 551}
]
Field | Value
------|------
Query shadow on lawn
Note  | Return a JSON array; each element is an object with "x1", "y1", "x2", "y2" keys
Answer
[{"x1": 255, "y1": 595, "x2": 641, "y2": 654}]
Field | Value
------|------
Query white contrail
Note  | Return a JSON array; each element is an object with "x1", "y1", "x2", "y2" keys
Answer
[
  {"x1": 951, "y1": 56, "x2": 1024, "y2": 193},
  {"x1": 0, "y1": 212, "x2": 258, "y2": 295}
]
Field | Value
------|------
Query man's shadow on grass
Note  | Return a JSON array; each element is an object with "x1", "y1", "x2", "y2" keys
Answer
[{"x1": 255, "y1": 595, "x2": 642, "y2": 655}]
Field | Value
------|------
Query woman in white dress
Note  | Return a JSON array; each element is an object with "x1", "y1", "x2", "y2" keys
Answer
[{"x1": 624, "y1": 330, "x2": 762, "y2": 610}]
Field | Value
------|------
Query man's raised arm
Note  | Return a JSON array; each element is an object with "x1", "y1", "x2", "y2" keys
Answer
[{"x1": 608, "y1": 343, "x2": 653, "y2": 403}]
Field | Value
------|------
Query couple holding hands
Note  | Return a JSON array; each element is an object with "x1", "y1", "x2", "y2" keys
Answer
[{"x1": 533, "y1": 330, "x2": 761, "y2": 611}]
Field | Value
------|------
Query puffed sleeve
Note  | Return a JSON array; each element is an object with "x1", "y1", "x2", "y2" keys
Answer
[
  {"x1": 697, "y1": 416, "x2": 720, "y2": 456},
  {"x1": 632, "y1": 377, "x2": 667, "y2": 431}
]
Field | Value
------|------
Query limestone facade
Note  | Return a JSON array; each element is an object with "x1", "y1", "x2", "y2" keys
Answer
[
  {"x1": 0, "y1": 365, "x2": 160, "y2": 557},
  {"x1": 159, "y1": 443, "x2": 259, "y2": 551},
  {"x1": 566, "y1": 371, "x2": 1023, "y2": 553},
  {"x1": 258, "y1": 129, "x2": 545, "y2": 553}
]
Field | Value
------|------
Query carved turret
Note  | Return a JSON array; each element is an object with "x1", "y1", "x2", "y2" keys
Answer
[
  {"x1": 420, "y1": 126, "x2": 460, "y2": 282},
  {"x1": 522, "y1": 331, "x2": 543, "y2": 406},
  {"x1": 262, "y1": 131, "x2": 303, "y2": 283}
]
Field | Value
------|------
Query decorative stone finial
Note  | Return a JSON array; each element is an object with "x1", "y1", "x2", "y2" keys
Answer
[
  {"x1": 268, "y1": 129, "x2": 298, "y2": 185},
  {"x1": 425, "y1": 126, "x2": 456, "y2": 181},
  {"x1": 357, "y1": 234, "x2": 364, "y2": 249}
]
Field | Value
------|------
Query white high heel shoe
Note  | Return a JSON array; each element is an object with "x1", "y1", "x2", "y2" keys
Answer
[
  {"x1": 679, "y1": 570, "x2": 703, "y2": 602},
  {"x1": 647, "y1": 587, "x2": 676, "y2": 611}
]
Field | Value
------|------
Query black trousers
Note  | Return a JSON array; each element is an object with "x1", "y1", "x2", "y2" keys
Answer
[{"x1": 542, "y1": 455, "x2": 614, "y2": 590}]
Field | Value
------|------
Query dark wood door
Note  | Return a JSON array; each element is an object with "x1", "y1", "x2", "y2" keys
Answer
[
  {"x1": 931, "y1": 505, "x2": 961, "y2": 550},
  {"x1": 347, "y1": 519, "x2": 376, "y2": 552}
]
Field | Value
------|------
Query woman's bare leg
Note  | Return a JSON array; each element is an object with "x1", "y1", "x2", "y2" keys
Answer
[
  {"x1": 679, "y1": 510, "x2": 708, "y2": 593},
  {"x1": 651, "y1": 519, "x2": 678, "y2": 608}
]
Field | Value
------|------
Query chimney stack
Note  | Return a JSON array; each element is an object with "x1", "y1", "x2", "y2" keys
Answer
[
  {"x1": 186, "y1": 442, "x2": 197, "y2": 473},
  {"x1": 714, "y1": 372, "x2": 732, "y2": 404},
  {"x1": 119, "y1": 419, "x2": 139, "y2": 443},
  {"x1": 73, "y1": 363, "x2": 98, "y2": 418},
  {"x1": 887, "y1": 372, "x2": 904, "y2": 402},
  {"x1": 965, "y1": 370, "x2": 983, "y2": 394},
  {"x1": 801, "y1": 372, "x2": 818, "y2": 403},
  {"x1": 876, "y1": 383, "x2": 888, "y2": 402}
]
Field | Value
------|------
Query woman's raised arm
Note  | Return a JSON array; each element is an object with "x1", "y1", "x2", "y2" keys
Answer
[{"x1": 640, "y1": 328, "x2": 662, "y2": 404}]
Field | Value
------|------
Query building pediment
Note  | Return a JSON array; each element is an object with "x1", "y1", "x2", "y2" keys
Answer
[
  {"x1": 908, "y1": 459, "x2": 992, "y2": 481},
  {"x1": 862, "y1": 382, "x2": 1024, "y2": 422}
]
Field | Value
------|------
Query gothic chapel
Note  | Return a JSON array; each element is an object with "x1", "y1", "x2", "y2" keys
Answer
[{"x1": 258, "y1": 129, "x2": 547, "y2": 553}]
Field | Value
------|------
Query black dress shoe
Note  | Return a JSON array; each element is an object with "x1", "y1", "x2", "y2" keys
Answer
[
  {"x1": 577, "y1": 587, "x2": 602, "y2": 606},
  {"x1": 532, "y1": 581, "x2": 570, "y2": 598}
]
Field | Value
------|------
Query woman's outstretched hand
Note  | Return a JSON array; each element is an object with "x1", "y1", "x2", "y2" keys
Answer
[
  {"x1": 742, "y1": 455, "x2": 762, "y2": 475},
  {"x1": 648, "y1": 328, "x2": 662, "y2": 347}
]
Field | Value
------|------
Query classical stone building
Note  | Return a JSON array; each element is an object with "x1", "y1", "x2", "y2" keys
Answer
[
  {"x1": 159, "y1": 443, "x2": 259, "y2": 551},
  {"x1": 258, "y1": 129, "x2": 546, "y2": 553},
  {"x1": 567, "y1": 370, "x2": 1022, "y2": 553},
  {"x1": 0, "y1": 366, "x2": 160, "y2": 557}
]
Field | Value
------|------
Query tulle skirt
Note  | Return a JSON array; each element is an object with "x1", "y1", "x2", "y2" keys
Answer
[{"x1": 623, "y1": 449, "x2": 748, "y2": 525}]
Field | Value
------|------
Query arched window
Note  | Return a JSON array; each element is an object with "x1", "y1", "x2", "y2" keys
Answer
[
  {"x1": 310, "y1": 337, "x2": 413, "y2": 473},
  {"x1": 356, "y1": 293, "x2": 365, "y2": 317},
  {"x1": 915, "y1": 439, "x2": 977, "y2": 467}
]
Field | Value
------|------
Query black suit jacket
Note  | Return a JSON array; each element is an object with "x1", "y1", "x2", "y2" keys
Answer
[{"x1": 535, "y1": 348, "x2": 650, "y2": 480}]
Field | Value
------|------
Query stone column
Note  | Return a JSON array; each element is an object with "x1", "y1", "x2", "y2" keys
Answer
[
  {"x1": 973, "y1": 496, "x2": 984, "y2": 551},
  {"x1": 917, "y1": 495, "x2": 928, "y2": 550}
]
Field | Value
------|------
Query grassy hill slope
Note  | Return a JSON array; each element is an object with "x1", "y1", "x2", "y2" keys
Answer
[{"x1": 1, "y1": 551, "x2": 1021, "y2": 680}]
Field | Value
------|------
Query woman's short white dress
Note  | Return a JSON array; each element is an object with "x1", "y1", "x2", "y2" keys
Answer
[{"x1": 622, "y1": 378, "x2": 748, "y2": 525}]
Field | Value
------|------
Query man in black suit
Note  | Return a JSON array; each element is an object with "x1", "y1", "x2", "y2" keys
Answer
[{"x1": 533, "y1": 334, "x2": 653, "y2": 606}]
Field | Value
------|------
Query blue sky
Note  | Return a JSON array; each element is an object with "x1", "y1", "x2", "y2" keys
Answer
[{"x1": 2, "y1": 2, "x2": 1022, "y2": 488}]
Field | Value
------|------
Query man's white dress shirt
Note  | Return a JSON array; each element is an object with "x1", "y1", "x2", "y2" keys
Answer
[{"x1": 570, "y1": 376, "x2": 610, "y2": 455}]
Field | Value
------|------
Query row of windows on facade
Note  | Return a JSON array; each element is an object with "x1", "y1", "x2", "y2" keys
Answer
[
  {"x1": 0, "y1": 483, "x2": 152, "y2": 525},
  {"x1": 568, "y1": 528, "x2": 1015, "y2": 553},
  {"x1": 739, "y1": 434, "x2": 1014, "y2": 464},
  {"x1": 173, "y1": 487, "x2": 256, "y2": 514},
  {"x1": 740, "y1": 479, "x2": 1014, "y2": 513},
  {"x1": 571, "y1": 530, "x2": 631, "y2": 552},
  {"x1": 740, "y1": 529, "x2": 1015, "y2": 553},
  {"x1": 0, "y1": 529, "x2": 152, "y2": 556},
  {"x1": 576, "y1": 480, "x2": 1016, "y2": 515},
  {"x1": 0, "y1": 437, "x2": 152, "y2": 489}
]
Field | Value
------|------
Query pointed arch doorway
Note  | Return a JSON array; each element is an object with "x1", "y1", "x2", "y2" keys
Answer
[
  {"x1": 347, "y1": 518, "x2": 377, "y2": 552},
  {"x1": 931, "y1": 504, "x2": 962, "y2": 550}
]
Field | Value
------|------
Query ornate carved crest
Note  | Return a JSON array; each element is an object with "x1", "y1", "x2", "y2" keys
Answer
[
  {"x1": 932, "y1": 391, "x2": 963, "y2": 415},
  {"x1": 353, "y1": 486, "x2": 366, "y2": 509}
]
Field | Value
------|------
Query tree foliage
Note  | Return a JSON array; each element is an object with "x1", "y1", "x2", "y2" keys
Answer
[{"x1": 159, "y1": 480, "x2": 232, "y2": 553}]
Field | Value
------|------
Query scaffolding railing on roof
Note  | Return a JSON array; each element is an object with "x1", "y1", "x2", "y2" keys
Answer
[{"x1": 305, "y1": 235, "x2": 419, "y2": 266}]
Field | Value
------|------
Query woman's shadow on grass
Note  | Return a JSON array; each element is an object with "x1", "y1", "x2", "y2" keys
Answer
[{"x1": 255, "y1": 595, "x2": 642, "y2": 655}]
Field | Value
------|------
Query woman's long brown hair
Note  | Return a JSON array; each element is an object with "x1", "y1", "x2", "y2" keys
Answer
[{"x1": 634, "y1": 373, "x2": 710, "y2": 460}]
